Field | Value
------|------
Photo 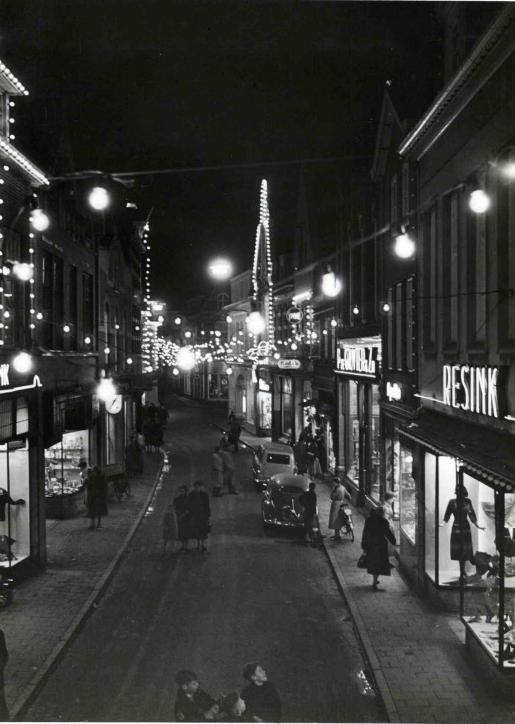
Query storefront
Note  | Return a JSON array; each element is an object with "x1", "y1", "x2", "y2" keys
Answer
[
  {"x1": 399, "y1": 362, "x2": 515, "y2": 673},
  {"x1": 256, "y1": 371, "x2": 272, "y2": 434},
  {"x1": 335, "y1": 336, "x2": 382, "y2": 504},
  {"x1": 44, "y1": 394, "x2": 93, "y2": 519},
  {"x1": 311, "y1": 362, "x2": 337, "y2": 475},
  {"x1": 381, "y1": 377, "x2": 419, "y2": 540},
  {"x1": 0, "y1": 369, "x2": 45, "y2": 570},
  {"x1": 271, "y1": 359, "x2": 313, "y2": 444}
]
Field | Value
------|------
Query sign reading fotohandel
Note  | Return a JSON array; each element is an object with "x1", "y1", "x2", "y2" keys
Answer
[{"x1": 335, "y1": 342, "x2": 380, "y2": 381}]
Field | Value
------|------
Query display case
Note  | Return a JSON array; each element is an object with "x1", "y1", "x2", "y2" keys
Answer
[
  {"x1": 399, "y1": 441, "x2": 417, "y2": 544},
  {"x1": 0, "y1": 439, "x2": 30, "y2": 567},
  {"x1": 44, "y1": 430, "x2": 89, "y2": 518},
  {"x1": 461, "y1": 489, "x2": 515, "y2": 670}
]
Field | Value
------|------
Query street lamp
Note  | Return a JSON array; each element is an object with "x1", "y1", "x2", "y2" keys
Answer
[
  {"x1": 321, "y1": 269, "x2": 342, "y2": 297},
  {"x1": 394, "y1": 232, "x2": 415, "y2": 259},
  {"x1": 246, "y1": 310, "x2": 266, "y2": 336},
  {"x1": 208, "y1": 257, "x2": 233, "y2": 281},
  {"x1": 175, "y1": 347, "x2": 196, "y2": 371},
  {"x1": 87, "y1": 186, "x2": 111, "y2": 211},
  {"x1": 30, "y1": 208, "x2": 50, "y2": 232},
  {"x1": 469, "y1": 189, "x2": 490, "y2": 214},
  {"x1": 12, "y1": 351, "x2": 32, "y2": 373}
]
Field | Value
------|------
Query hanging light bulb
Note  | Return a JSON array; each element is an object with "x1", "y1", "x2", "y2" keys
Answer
[
  {"x1": 12, "y1": 351, "x2": 32, "y2": 374},
  {"x1": 352, "y1": 305, "x2": 360, "y2": 316},
  {"x1": 468, "y1": 188, "x2": 490, "y2": 214},
  {"x1": 12, "y1": 262, "x2": 33, "y2": 281},
  {"x1": 394, "y1": 233, "x2": 415, "y2": 259},
  {"x1": 321, "y1": 270, "x2": 342, "y2": 297},
  {"x1": 30, "y1": 208, "x2": 50, "y2": 232},
  {"x1": 88, "y1": 186, "x2": 111, "y2": 211}
]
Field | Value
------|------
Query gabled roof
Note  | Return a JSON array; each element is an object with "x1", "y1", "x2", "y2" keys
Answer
[
  {"x1": 399, "y1": 4, "x2": 515, "y2": 159},
  {"x1": 0, "y1": 139, "x2": 49, "y2": 186},
  {"x1": 371, "y1": 88, "x2": 403, "y2": 181}
]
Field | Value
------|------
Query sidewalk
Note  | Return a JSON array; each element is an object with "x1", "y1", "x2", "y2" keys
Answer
[
  {"x1": 237, "y1": 430, "x2": 515, "y2": 723},
  {"x1": 2, "y1": 450, "x2": 165, "y2": 720}
]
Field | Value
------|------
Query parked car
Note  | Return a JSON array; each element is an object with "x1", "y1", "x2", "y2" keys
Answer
[
  {"x1": 261, "y1": 472, "x2": 311, "y2": 530},
  {"x1": 252, "y1": 442, "x2": 297, "y2": 490}
]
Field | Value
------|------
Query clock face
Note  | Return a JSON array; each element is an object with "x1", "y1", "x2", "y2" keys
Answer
[{"x1": 106, "y1": 394, "x2": 123, "y2": 415}]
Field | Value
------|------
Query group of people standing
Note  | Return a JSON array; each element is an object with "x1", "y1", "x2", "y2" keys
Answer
[
  {"x1": 174, "y1": 663, "x2": 281, "y2": 722},
  {"x1": 163, "y1": 481, "x2": 211, "y2": 553}
]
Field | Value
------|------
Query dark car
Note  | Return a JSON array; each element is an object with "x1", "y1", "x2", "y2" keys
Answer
[
  {"x1": 252, "y1": 442, "x2": 297, "y2": 490},
  {"x1": 261, "y1": 473, "x2": 311, "y2": 530}
]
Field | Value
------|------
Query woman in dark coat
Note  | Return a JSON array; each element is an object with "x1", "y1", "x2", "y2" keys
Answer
[
  {"x1": 188, "y1": 480, "x2": 211, "y2": 552},
  {"x1": 86, "y1": 466, "x2": 108, "y2": 530},
  {"x1": 173, "y1": 485, "x2": 191, "y2": 552},
  {"x1": 361, "y1": 506, "x2": 396, "y2": 589}
]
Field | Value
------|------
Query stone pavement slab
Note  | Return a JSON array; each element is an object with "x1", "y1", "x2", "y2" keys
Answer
[{"x1": 1, "y1": 450, "x2": 164, "y2": 720}]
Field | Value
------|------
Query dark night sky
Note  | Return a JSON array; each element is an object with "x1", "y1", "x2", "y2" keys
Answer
[{"x1": 0, "y1": 0, "x2": 450, "y2": 306}]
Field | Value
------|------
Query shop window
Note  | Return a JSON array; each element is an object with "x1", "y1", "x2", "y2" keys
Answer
[
  {"x1": 384, "y1": 424, "x2": 400, "y2": 531},
  {"x1": 399, "y1": 443, "x2": 417, "y2": 544},
  {"x1": 257, "y1": 380, "x2": 272, "y2": 431},
  {"x1": 368, "y1": 386, "x2": 381, "y2": 502},
  {"x1": 282, "y1": 377, "x2": 293, "y2": 438},
  {"x1": 0, "y1": 439, "x2": 30, "y2": 567},
  {"x1": 346, "y1": 381, "x2": 360, "y2": 485},
  {"x1": 45, "y1": 430, "x2": 89, "y2": 499},
  {"x1": 460, "y1": 483, "x2": 515, "y2": 669},
  {"x1": 424, "y1": 453, "x2": 438, "y2": 582}
]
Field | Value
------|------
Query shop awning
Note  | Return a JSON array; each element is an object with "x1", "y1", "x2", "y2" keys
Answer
[{"x1": 400, "y1": 409, "x2": 515, "y2": 492}]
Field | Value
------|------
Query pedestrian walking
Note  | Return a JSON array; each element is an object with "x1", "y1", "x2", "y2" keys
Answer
[
  {"x1": 211, "y1": 446, "x2": 224, "y2": 497},
  {"x1": 299, "y1": 482, "x2": 317, "y2": 546},
  {"x1": 126, "y1": 435, "x2": 144, "y2": 474},
  {"x1": 85, "y1": 465, "x2": 108, "y2": 530},
  {"x1": 241, "y1": 663, "x2": 281, "y2": 723},
  {"x1": 361, "y1": 506, "x2": 397, "y2": 590},
  {"x1": 188, "y1": 480, "x2": 211, "y2": 552},
  {"x1": 228, "y1": 411, "x2": 242, "y2": 452},
  {"x1": 174, "y1": 670, "x2": 219, "y2": 722},
  {"x1": 162, "y1": 502, "x2": 178, "y2": 555},
  {"x1": 328, "y1": 477, "x2": 348, "y2": 541},
  {"x1": 173, "y1": 485, "x2": 191, "y2": 552},
  {"x1": 0, "y1": 628, "x2": 9, "y2": 721},
  {"x1": 220, "y1": 445, "x2": 238, "y2": 495}
]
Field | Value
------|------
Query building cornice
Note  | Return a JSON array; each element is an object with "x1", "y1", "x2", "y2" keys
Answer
[
  {"x1": 399, "y1": 5, "x2": 515, "y2": 160},
  {"x1": 0, "y1": 139, "x2": 49, "y2": 186}
]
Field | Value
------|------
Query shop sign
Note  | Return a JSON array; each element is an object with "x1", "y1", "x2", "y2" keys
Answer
[
  {"x1": 443, "y1": 365, "x2": 500, "y2": 418},
  {"x1": 285, "y1": 307, "x2": 303, "y2": 324},
  {"x1": 258, "y1": 379, "x2": 271, "y2": 392},
  {"x1": 386, "y1": 382, "x2": 402, "y2": 401},
  {"x1": 278, "y1": 359, "x2": 301, "y2": 370},
  {"x1": 335, "y1": 344, "x2": 379, "y2": 380}
]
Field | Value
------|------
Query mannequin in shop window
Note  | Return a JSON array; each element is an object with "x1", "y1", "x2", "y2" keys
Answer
[
  {"x1": 0, "y1": 489, "x2": 25, "y2": 523},
  {"x1": 440, "y1": 485, "x2": 485, "y2": 578}
]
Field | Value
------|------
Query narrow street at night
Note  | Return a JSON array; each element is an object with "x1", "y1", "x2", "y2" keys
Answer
[{"x1": 24, "y1": 398, "x2": 384, "y2": 723}]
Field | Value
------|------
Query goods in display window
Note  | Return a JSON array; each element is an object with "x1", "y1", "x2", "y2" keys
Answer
[
  {"x1": 45, "y1": 431, "x2": 89, "y2": 498},
  {"x1": 0, "y1": 440, "x2": 30, "y2": 566},
  {"x1": 399, "y1": 445, "x2": 417, "y2": 544},
  {"x1": 462, "y1": 491, "x2": 515, "y2": 669}
]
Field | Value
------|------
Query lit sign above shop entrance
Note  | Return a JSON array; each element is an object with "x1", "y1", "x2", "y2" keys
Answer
[
  {"x1": 285, "y1": 307, "x2": 303, "y2": 324},
  {"x1": 335, "y1": 343, "x2": 380, "y2": 380},
  {"x1": 442, "y1": 365, "x2": 499, "y2": 418},
  {"x1": 278, "y1": 359, "x2": 301, "y2": 370},
  {"x1": 386, "y1": 382, "x2": 402, "y2": 401}
]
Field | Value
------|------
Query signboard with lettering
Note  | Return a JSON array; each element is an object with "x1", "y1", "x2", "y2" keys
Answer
[
  {"x1": 442, "y1": 364, "x2": 501, "y2": 418},
  {"x1": 285, "y1": 307, "x2": 303, "y2": 324},
  {"x1": 335, "y1": 343, "x2": 380, "y2": 381},
  {"x1": 258, "y1": 379, "x2": 271, "y2": 392},
  {"x1": 278, "y1": 359, "x2": 301, "y2": 370}
]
